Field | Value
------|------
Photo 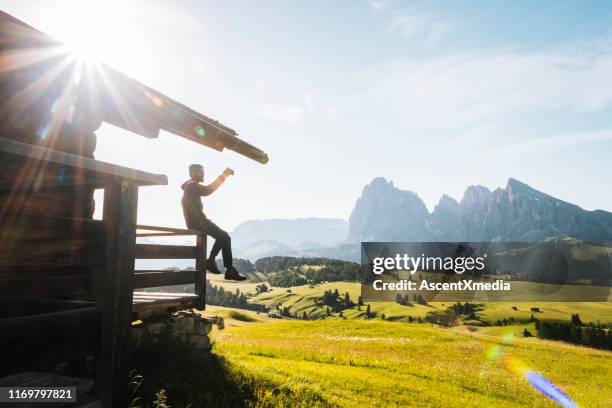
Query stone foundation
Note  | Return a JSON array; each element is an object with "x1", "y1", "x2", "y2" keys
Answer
[{"x1": 132, "y1": 309, "x2": 223, "y2": 350}]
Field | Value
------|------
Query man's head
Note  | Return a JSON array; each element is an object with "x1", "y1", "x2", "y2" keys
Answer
[{"x1": 189, "y1": 164, "x2": 204, "y2": 182}]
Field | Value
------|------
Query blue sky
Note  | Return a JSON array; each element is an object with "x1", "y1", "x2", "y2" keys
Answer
[{"x1": 3, "y1": 0, "x2": 612, "y2": 231}]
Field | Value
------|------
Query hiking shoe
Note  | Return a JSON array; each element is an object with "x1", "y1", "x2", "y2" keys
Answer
[
  {"x1": 225, "y1": 266, "x2": 247, "y2": 281},
  {"x1": 206, "y1": 258, "x2": 222, "y2": 274}
]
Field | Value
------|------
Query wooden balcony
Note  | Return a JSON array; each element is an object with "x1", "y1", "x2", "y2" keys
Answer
[{"x1": 133, "y1": 225, "x2": 208, "y2": 319}]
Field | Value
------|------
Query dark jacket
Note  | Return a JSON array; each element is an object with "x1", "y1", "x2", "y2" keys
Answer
[{"x1": 181, "y1": 176, "x2": 225, "y2": 229}]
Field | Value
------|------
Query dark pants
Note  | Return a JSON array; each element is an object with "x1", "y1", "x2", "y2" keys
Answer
[{"x1": 196, "y1": 219, "x2": 233, "y2": 267}]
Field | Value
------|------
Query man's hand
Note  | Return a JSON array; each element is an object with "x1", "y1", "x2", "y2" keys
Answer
[{"x1": 222, "y1": 167, "x2": 235, "y2": 177}]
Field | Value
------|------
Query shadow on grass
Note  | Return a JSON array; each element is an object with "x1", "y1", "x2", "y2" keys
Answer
[
  {"x1": 130, "y1": 333, "x2": 337, "y2": 408},
  {"x1": 131, "y1": 334, "x2": 254, "y2": 407}
]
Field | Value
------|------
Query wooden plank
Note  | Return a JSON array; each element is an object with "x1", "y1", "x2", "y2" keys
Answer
[
  {"x1": 0, "y1": 371, "x2": 92, "y2": 390},
  {"x1": 136, "y1": 224, "x2": 200, "y2": 234},
  {"x1": 132, "y1": 295, "x2": 197, "y2": 304},
  {"x1": 0, "y1": 137, "x2": 167, "y2": 186},
  {"x1": 0, "y1": 238, "x2": 90, "y2": 254},
  {"x1": 133, "y1": 291, "x2": 197, "y2": 299},
  {"x1": 133, "y1": 270, "x2": 195, "y2": 289},
  {"x1": 0, "y1": 306, "x2": 100, "y2": 338},
  {"x1": 0, "y1": 236, "x2": 105, "y2": 268},
  {"x1": 131, "y1": 293, "x2": 197, "y2": 318},
  {"x1": 132, "y1": 296, "x2": 196, "y2": 304},
  {"x1": 0, "y1": 274, "x2": 88, "y2": 298},
  {"x1": 0, "y1": 215, "x2": 104, "y2": 281},
  {"x1": 0, "y1": 175, "x2": 101, "y2": 195},
  {"x1": 96, "y1": 177, "x2": 138, "y2": 408},
  {"x1": 0, "y1": 299, "x2": 97, "y2": 320},
  {"x1": 195, "y1": 234, "x2": 206, "y2": 309},
  {"x1": 0, "y1": 215, "x2": 106, "y2": 262},
  {"x1": 0, "y1": 307, "x2": 100, "y2": 375},
  {"x1": 103, "y1": 66, "x2": 269, "y2": 164},
  {"x1": 135, "y1": 244, "x2": 196, "y2": 259},
  {"x1": 136, "y1": 232, "x2": 191, "y2": 237},
  {"x1": 0, "y1": 213, "x2": 105, "y2": 237}
]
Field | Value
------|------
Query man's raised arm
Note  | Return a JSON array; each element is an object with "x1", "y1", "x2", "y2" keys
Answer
[{"x1": 198, "y1": 168, "x2": 234, "y2": 196}]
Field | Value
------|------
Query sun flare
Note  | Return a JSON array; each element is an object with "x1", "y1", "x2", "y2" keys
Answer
[{"x1": 45, "y1": 0, "x2": 144, "y2": 76}]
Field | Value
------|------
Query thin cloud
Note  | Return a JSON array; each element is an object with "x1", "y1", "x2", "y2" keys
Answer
[
  {"x1": 387, "y1": 9, "x2": 462, "y2": 45},
  {"x1": 258, "y1": 103, "x2": 305, "y2": 123},
  {"x1": 364, "y1": 42, "x2": 612, "y2": 131},
  {"x1": 369, "y1": 0, "x2": 385, "y2": 12},
  {"x1": 486, "y1": 129, "x2": 612, "y2": 157}
]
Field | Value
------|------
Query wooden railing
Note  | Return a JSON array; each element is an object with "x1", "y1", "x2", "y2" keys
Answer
[{"x1": 134, "y1": 225, "x2": 207, "y2": 309}]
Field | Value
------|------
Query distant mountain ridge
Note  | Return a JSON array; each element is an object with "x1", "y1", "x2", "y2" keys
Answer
[
  {"x1": 231, "y1": 217, "x2": 348, "y2": 248},
  {"x1": 348, "y1": 177, "x2": 612, "y2": 243},
  {"x1": 232, "y1": 239, "x2": 359, "y2": 262}
]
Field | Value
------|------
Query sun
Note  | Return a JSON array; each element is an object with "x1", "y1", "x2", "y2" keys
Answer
[{"x1": 46, "y1": 0, "x2": 145, "y2": 77}]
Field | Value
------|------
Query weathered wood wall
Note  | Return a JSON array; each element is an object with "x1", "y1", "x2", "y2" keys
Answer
[
  {"x1": 0, "y1": 24, "x2": 106, "y2": 378},
  {"x1": 0, "y1": 43, "x2": 103, "y2": 287}
]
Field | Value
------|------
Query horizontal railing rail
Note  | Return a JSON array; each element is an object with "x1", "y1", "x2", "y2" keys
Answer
[{"x1": 134, "y1": 225, "x2": 207, "y2": 309}]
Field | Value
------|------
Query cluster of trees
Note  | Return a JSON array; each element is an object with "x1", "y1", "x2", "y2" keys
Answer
[
  {"x1": 449, "y1": 302, "x2": 478, "y2": 320},
  {"x1": 205, "y1": 280, "x2": 264, "y2": 312},
  {"x1": 321, "y1": 289, "x2": 354, "y2": 312},
  {"x1": 424, "y1": 302, "x2": 479, "y2": 327},
  {"x1": 274, "y1": 305, "x2": 293, "y2": 318},
  {"x1": 494, "y1": 317, "x2": 521, "y2": 326},
  {"x1": 255, "y1": 283, "x2": 269, "y2": 294},
  {"x1": 268, "y1": 269, "x2": 307, "y2": 287},
  {"x1": 255, "y1": 256, "x2": 363, "y2": 286},
  {"x1": 216, "y1": 258, "x2": 254, "y2": 273},
  {"x1": 395, "y1": 294, "x2": 411, "y2": 305},
  {"x1": 535, "y1": 316, "x2": 612, "y2": 350},
  {"x1": 425, "y1": 309, "x2": 458, "y2": 327},
  {"x1": 394, "y1": 293, "x2": 428, "y2": 306}
]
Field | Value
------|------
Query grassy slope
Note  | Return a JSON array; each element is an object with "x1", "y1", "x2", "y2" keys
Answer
[
  {"x1": 202, "y1": 278, "x2": 611, "y2": 406},
  {"x1": 208, "y1": 272, "x2": 263, "y2": 293},
  {"x1": 213, "y1": 319, "x2": 611, "y2": 408},
  {"x1": 248, "y1": 281, "x2": 612, "y2": 325},
  {"x1": 198, "y1": 279, "x2": 612, "y2": 407},
  {"x1": 203, "y1": 305, "x2": 272, "y2": 328}
]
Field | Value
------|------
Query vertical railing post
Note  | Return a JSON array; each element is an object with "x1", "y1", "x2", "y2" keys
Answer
[
  {"x1": 96, "y1": 176, "x2": 138, "y2": 408},
  {"x1": 195, "y1": 233, "x2": 207, "y2": 309}
]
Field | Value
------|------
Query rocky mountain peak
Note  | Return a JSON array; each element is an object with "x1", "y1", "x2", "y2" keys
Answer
[
  {"x1": 347, "y1": 177, "x2": 612, "y2": 243},
  {"x1": 347, "y1": 177, "x2": 431, "y2": 242},
  {"x1": 460, "y1": 185, "x2": 491, "y2": 207},
  {"x1": 438, "y1": 194, "x2": 460, "y2": 208}
]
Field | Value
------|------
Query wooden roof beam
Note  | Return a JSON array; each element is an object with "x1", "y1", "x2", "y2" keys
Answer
[{"x1": 0, "y1": 137, "x2": 167, "y2": 186}]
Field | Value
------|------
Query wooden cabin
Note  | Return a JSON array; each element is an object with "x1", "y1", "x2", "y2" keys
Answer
[{"x1": 0, "y1": 11, "x2": 267, "y2": 407}]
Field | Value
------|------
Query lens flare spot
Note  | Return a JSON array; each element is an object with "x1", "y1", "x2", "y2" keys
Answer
[
  {"x1": 36, "y1": 126, "x2": 48, "y2": 139},
  {"x1": 503, "y1": 355, "x2": 527, "y2": 375},
  {"x1": 66, "y1": 104, "x2": 76, "y2": 124},
  {"x1": 525, "y1": 371, "x2": 578, "y2": 408},
  {"x1": 57, "y1": 167, "x2": 66, "y2": 184},
  {"x1": 486, "y1": 345, "x2": 501, "y2": 360},
  {"x1": 50, "y1": 98, "x2": 61, "y2": 114},
  {"x1": 195, "y1": 125, "x2": 206, "y2": 137},
  {"x1": 151, "y1": 96, "x2": 163, "y2": 107}
]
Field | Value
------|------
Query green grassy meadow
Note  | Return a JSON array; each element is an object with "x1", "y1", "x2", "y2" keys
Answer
[
  {"x1": 194, "y1": 278, "x2": 611, "y2": 407},
  {"x1": 212, "y1": 319, "x2": 611, "y2": 407}
]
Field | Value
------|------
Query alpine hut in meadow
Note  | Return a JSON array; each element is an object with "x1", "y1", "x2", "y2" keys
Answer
[{"x1": 0, "y1": 10, "x2": 268, "y2": 407}]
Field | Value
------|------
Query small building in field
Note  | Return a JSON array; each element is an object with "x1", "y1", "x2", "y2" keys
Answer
[{"x1": 0, "y1": 11, "x2": 267, "y2": 407}]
